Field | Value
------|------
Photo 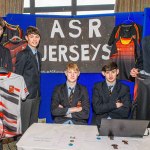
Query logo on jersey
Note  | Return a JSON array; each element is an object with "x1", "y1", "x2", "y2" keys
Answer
[{"x1": 9, "y1": 85, "x2": 14, "y2": 93}]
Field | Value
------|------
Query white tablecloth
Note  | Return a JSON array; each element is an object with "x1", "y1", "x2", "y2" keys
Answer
[{"x1": 17, "y1": 123, "x2": 150, "y2": 150}]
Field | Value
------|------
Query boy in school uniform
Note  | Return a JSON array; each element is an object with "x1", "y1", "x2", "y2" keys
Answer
[
  {"x1": 15, "y1": 26, "x2": 41, "y2": 133},
  {"x1": 92, "y1": 62, "x2": 131, "y2": 125},
  {"x1": 51, "y1": 63, "x2": 90, "y2": 125}
]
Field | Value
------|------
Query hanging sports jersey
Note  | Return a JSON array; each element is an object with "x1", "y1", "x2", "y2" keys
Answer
[
  {"x1": 142, "y1": 36, "x2": 150, "y2": 73},
  {"x1": 108, "y1": 22, "x2": 142, "y2": 80},
  {"x1": 111, "y1": 38, "x2": 135, "y2": 57},
  {"x1": 0, "y1": 72, "x2": 29, "y2": 138},
  {"x1": 108, "y1": 22, "x2": 142, "y2": 46},
  {"x1": 0, "y1": 44, "x2": 13, "y2": 72},
  {"x1": 110, "y1": 37, "x2": 141, "y2": 80},
  {"x1": 1, "y1": 21, "x2": 23, "y2": 45},
  {"x1": 4, "y1": 40, "x2": 27, "y2": 72}
]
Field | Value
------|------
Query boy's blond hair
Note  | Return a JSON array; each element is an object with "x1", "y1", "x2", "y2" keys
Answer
[{"x1": 66, "y1": 63, "x2": 79, "y2": 72}]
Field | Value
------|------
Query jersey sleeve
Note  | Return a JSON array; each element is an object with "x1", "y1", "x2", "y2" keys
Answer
[{"x1": 20, "y1": 76, "x2": 29, "y2": 100}]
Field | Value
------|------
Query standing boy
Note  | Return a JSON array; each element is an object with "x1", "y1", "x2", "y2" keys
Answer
[
  {"x1": 51, "y1": 63, "x2": 90, "y2": 125},
  {"x1": 15, "y1": 26, "x2": 41, "y2": 132},
  {"x1": 92, "y1": 62, "x2": 131, "y2": 125}
]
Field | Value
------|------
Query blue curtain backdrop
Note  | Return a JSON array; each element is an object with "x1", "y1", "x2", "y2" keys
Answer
[{"x1": 5, "y1": 8, "x2": 150, "y2": 124}]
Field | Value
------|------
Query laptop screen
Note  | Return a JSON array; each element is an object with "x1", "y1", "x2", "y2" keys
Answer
[{"x1": 98, "y1": 119, "x2": 149, "y2": 137}]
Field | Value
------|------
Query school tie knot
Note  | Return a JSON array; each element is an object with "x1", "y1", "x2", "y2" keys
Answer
[{"x1": 108, "y1": 85, "x2": 113, "y2": 95}]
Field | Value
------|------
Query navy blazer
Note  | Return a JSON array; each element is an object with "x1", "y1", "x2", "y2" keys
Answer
[
  {"x1": 92, "y1": 80, "x2": 131, "y2": 125},
  {"x1": 15, "y1": 46, "x2": 41, "y2": 99},
  {"x1": 51, "y1": 83, "x2": 90, "y2": 125}
]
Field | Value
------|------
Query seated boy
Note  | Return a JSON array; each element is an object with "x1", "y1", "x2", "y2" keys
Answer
[
  {"x1": 92, "y1": 62, "x2": 131, "y2": 125},
  {"x1": 51, "y1": 63, "x2": 90, "y2": 125}
]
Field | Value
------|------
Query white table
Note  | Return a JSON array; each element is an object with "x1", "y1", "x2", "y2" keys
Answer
[{"x1": 17, "y1": 123, "x2": 150, "y2": 150}]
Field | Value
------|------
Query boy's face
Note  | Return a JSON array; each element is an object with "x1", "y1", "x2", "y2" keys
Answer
[
  {"x1": 102, "y1": 69, "x2": 119, "y2": 84},
  {"x1": 25, "y1": 33, "x2": 40, "y2": 49},
  {"x1": 65, "y1": 68, "x2": 80, "y2": 84},
  {"x1": 0, "y1": 26, "x2": 4, "y2": 37}
]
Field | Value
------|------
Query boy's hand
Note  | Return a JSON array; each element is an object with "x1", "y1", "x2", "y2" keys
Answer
[
  {"x1": 77, "y1": 101, "x2": 82, "y2": 108},
  {"x1": 70, "y1": 107, "x2": 82, "y2": 113},
  {"x1": 58, "y1": 104, "x2": 63, "y2": 108},
  {"x1": 130, "y1": 68, "x2": 139, "y2": 77},
  {"x1": 116, "y1": 101, "x2": 123, "y2": 108}
]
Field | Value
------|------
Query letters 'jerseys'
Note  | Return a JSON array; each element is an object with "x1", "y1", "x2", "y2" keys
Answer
[{"x1": 0, "y1": 72, "x2": 29, "y2": 138}]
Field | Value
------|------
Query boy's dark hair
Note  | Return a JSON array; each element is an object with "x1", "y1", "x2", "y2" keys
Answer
[
  {"x1": 102, "y1": 62, "x2": 118, "y2": 72},
  {"x1": 0, "y1": 17, "x2": 5, "y2": 28},
  {"x1": 26, "y1": 26, "x2": 40, "y2": 36}
]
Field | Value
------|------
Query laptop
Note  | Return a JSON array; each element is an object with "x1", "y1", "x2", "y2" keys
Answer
[{"x1": 98, "y1": 118, "x2": 149, "y2": 137}]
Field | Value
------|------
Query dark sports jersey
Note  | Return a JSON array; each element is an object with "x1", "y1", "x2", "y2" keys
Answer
[
  {"x1": 4, "y1": 40, "x2": 27, "y2": 72},
  {"x1": 108, "y1": 22, "x2": 142, "y2": 46},
  {"x1": 0, "y1": 72, "x2": 29, "y2": 137},
  {"x1": 1, "y1": 21, "x2": 23, "y2": 45},
  {"x1": 142, "y1": 36, "x2": 150, "y2": 73},
  {"x1": 0, "y1": 44, "x2": 13, "y2": 72},
  {"x1": 108, "y1": 22, "x2": 142, "y2": 80},
  {"x1": 111, "y1": 37, "x2": 135, "y2": 59},
  {"x1": 110, "y1": 37, "x2": 141, "y2": 80}
]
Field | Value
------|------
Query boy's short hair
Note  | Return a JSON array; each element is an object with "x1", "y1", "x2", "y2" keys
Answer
[
  {"x1": 102, "y1": 62, "x2": 118, "y2": 72},
  {"x1": 26, "y1": 26, "x2": 40, "y2": 36},
  {"x1": 0, "y1": 17, "x2": 5, "y2": 28},
  {"x1": 66, "y1": 63, "x2": 79, "y2": 72}
]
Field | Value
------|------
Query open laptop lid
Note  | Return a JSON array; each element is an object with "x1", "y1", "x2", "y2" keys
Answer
[{"x1": 98, "y1": 119, "x2": 149, "y2": 137}]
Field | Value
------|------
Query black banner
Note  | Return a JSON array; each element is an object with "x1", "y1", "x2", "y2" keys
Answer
[{"x1": 36, "y1": 16, "x2": 115, "y2": 73}]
